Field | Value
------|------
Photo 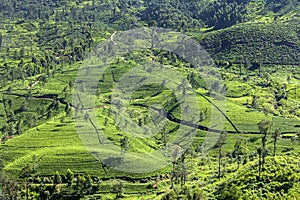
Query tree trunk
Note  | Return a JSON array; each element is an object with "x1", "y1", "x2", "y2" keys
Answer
[{"x1": 218, "y1": 147, "x2": 221, "y2": 179}]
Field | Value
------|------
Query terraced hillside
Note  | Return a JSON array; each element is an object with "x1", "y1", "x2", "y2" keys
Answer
[{"x1": 0, "y1": 0, "x2": 300, "y2": 199}]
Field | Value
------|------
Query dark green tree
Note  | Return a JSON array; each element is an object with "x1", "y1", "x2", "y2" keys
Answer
[
  {"x1": 112, "y1": 180, "x2": 124, "y2": 198},
  {"x1": 66, "y1": 169, "x2": 74, "y2": 187},
  {"x1": 54, "y1": 171, "x2": 62, "y2": 185},
  {"x1": 257, "y1": 119, "x2": 272, "y2": 178},
  {"x1": 84, "y1": 175, "x2": 93, "y2": 194},
  {"x1": 16, "y1": 120, "x2": 23, "y2": 135},
  {"x1": 273, "y1": 128, "x2": 281, "y2": 156},
  {"x1": 20, "y1": 47, "x2": 25, "y2": 58},
  {"x1": 76, "y1": 175, "x2": 86, "y2": 191},
  {"x1": 232, "y1": 139, "x2": 243, "y2": 169},
  {"x1": 251, "y1": 95, "x2": 258, "y2": 109},
  {"x1": 0, "y1": 33, "x2": 2, "y2": 47},
  {"x1": 120, "y1": 136, "x2": 129, "y2": 154},
  {"x1": 215, "y1": 131, "x2": 227, "y2": 179},
  {"x1": 20, "y1": 100, "x2": 27, "y2": 111}
]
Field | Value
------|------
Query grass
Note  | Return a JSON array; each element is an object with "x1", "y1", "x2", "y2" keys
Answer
[
  {"x1": 0, "y1": 4, "x2": 299, "y2": 198},
  {"x1": 3, "y1": 47, "x2": 300, "y2": 171},
  {"x1": 1, "y1": 112, "x2": 172, "y2": 179}
]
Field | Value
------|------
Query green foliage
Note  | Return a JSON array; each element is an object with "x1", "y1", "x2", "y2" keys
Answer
[
  {"x1": 200, "y1": 22, "x2": 300, "y2": 64},
  {"x1": 218, "y1": 185, "x2": 243, "y2": 200},
  {"x1": 141, "y1": 0, "x2": 204, "y2": 31},
  {"x1": 54, "y1": 171, "x2": 62, "y2": 184},
  {"x1": 0, "y1": 0, "x2": 299, "y2": 199},
  {"x1": 111, "y1": 180, "x2": 124, "y2": 198},
  {"x1": 214, "y1": 156, "x2": 300, "y2": 199},
  {"x1": 198, "y1": 0, "x2": 249, "y2": 29},
  {"x1": 66, "y1": 169, "x2": 74, "y2": 186}
]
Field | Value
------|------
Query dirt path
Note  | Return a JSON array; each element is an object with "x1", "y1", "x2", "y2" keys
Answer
[
  {"x1": 3, "y1": 92, "x2": 298, "y2": 135},
  {"x1": 27, "y1": 80, "x2": 40, "y2": 89}
]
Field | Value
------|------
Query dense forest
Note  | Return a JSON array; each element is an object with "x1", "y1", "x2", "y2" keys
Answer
[{"x1": 0, "y1": 0, "x2": 299, "y2": 199}]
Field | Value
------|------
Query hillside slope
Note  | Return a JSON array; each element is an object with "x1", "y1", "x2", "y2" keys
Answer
[{"x1": 0, "y1": 0, "x2": 300, "y2": 199}]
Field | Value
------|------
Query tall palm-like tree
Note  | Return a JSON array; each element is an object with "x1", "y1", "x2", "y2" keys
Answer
[
  {"x1": 215, "y1": 131, "x2": 227, "y2": 179},
  {"x1": 257, "y1": 119, "x2": 272, "y2": 179},
  {"x1": 273, "y1": 128, "x2": 281, "y2": 156}
]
